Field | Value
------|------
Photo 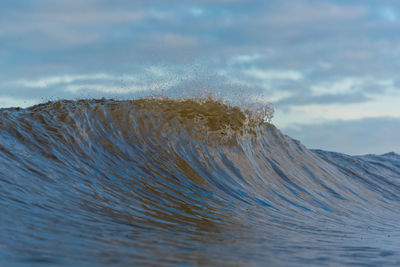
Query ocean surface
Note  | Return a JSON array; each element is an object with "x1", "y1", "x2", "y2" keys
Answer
[{"x1": 0, "y1": 98, "x2": 399, "y2": 266}]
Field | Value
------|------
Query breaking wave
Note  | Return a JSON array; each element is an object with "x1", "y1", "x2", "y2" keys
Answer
[{"x1": 0, "y1": 98, "x2": 399, "y2": 266}]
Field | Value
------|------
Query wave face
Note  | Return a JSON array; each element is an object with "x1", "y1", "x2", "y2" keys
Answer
[{"x1": 1, "y1": 98, "x2": 400, "y2": 266}]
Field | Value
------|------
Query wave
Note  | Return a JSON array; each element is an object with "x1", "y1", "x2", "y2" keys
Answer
[{"x1": 0, "y1": 98, "x2": 399, "y2": 266}]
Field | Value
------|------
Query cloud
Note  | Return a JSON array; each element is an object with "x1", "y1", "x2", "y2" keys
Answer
[
  {"x1": 12, "y1": 70, "x2": 184, "y2": 96},
  {"x1": 0, "y1": 96, "x2": 39, "y2": 108},
  {"x1": 264, "y1": 1, "x2": 368, "y2": 25},
  {"x1": 0, "y1": 3, "x2": 148, "y2": 48},
  {"x1": 274, "y1": 89, "x2": 400, "y2": 128},
  {"x1": 379, "y1": 7, "x2": 399, "y2": 22},
  {"x1": 190, "y1": 7, "x2": 204, "y2": 16},
  {"x1": 15, "y1": 74, "x2": 120, "y2": 88},
  {"x1": 283, "y1": 117, "x2": 400, "y2": 155},
  {"x1": 229, "y1": 54, "x2": 263, "y2": 64},
  {"x1": 310, "y1": 77, "x2": 394, "y2": 96},
  {"x1": 275, "y1": 93, "x2": 370, "y2": 107},
  {"x1": 1, "y1": 0, "x2": 400, "y2": 154},
  {"x1": 153, "y1": 34, "x2": 198, "y2": 48},
  {"x1": 244, "y1": 69, "x2": 303, "y2": 81},
  {"x1": 65, "y1": 84, "x2": 146, "y2": 94}
]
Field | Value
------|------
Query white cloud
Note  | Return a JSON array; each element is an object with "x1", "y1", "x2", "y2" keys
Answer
[
  {"x1": 190, "y1": 8, "x2": 204, "y2": 16},
  {"x1": 310, "y1": 77, "x2": 364, "y2": 96},
  {"x1": 66, "y1": 84, "x2": 145, "y2": 94},
  {"x1": 15, "y1": 74, "x2": 143, "y2": 88},
  {"x1": 13, "y1": 72, "x2": 180, "y2": 95},
  {"x1": 274, "y1": 89, "x2": 400, "y2": 128},
  {"x1": 244, "y1": 68, "x2": 303, "y2": 80},
  {"x1": 0, "y1": 96, "x2": 39, "y2": 108},
  {"x1": 310, "y1": 77, "x2": 394, "y2": 96},
  {"x1": 230, "y1": 54, "x2": 262, "y2": 64},
  {"x1": 65, "y1": 80, "x2": 178, "y2": 94},
  {"x1": 263, "y1": 91, "x2": 293, "y2": 102},
  {"x1": 380, "y1": 7, "x2": 398, "y2": 22},
  {"x1": 16, "y1": 74, "x2": 116, "y2": 88}
]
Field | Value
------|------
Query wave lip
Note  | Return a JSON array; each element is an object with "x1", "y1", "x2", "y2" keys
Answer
[{"x1": 0, "y1": 98, "x2": 400, "y2": 266}]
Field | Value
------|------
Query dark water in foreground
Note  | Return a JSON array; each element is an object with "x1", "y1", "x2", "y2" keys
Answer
[{"x1": 0, "y1": 98, "x2": 399, "y2": 266}]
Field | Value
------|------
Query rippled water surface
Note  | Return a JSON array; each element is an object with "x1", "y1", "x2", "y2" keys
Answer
[{"x1": 1, "y1": 98, "x2": 399, "y2": 266}]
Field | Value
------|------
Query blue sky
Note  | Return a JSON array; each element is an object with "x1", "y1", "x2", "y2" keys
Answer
[{"x1": 1, "y1": 0, "x2": 399, "y2": 155}]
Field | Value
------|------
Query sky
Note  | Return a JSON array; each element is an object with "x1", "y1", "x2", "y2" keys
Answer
[{"x1": 0, "y1": 0, "x2": 399, "y2": 155}]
